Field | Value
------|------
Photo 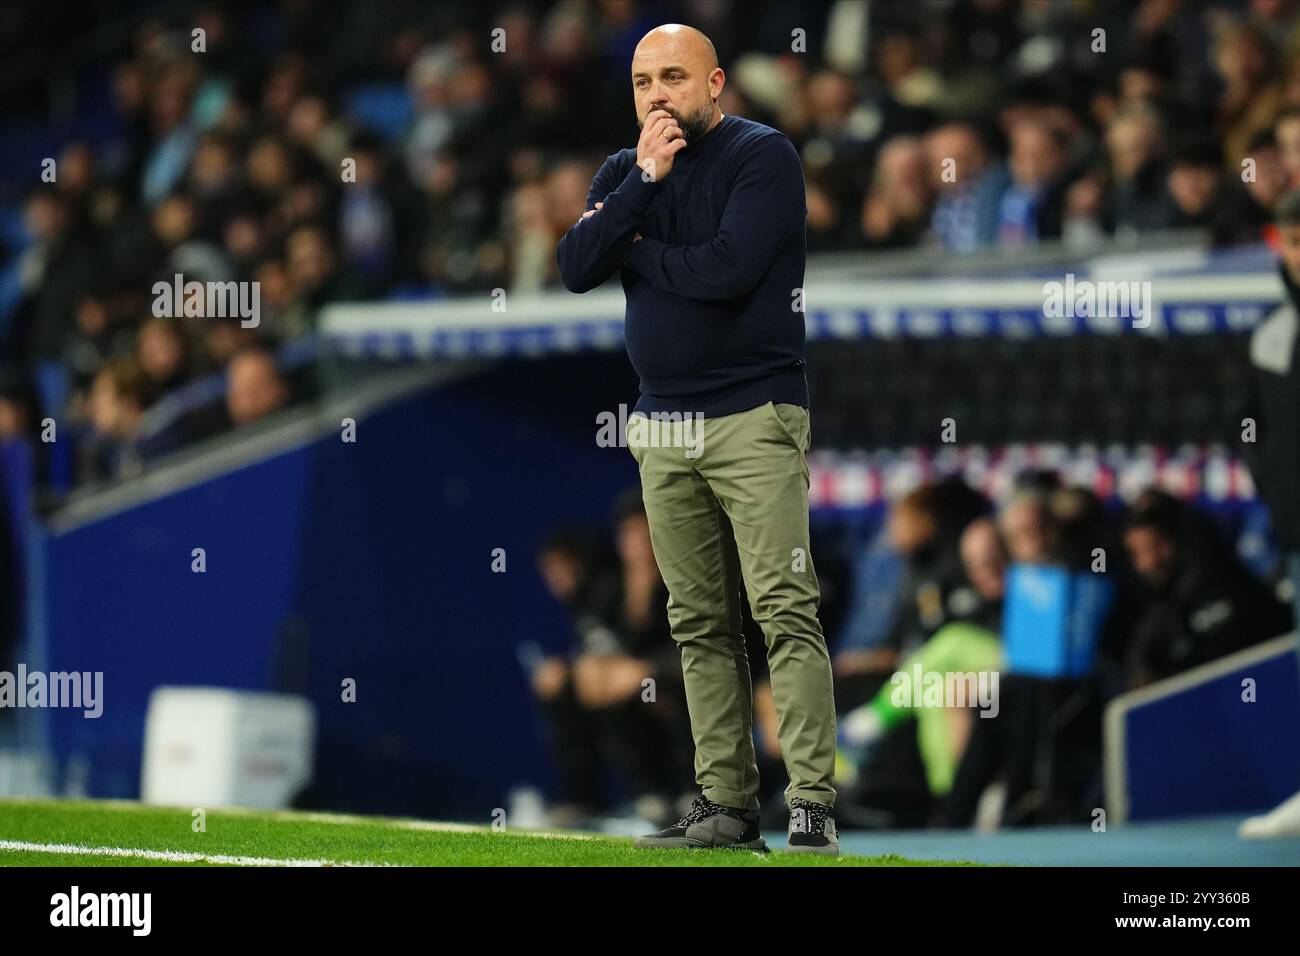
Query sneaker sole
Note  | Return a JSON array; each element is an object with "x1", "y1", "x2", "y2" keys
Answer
[
  {"x1": 785, "y1": 843, "x2": 839, "y2": 857},
  {"x1": 634, "y1": 836, "x2": 770, "y2": 852}
]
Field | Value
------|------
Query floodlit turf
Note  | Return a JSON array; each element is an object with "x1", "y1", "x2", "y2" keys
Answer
[{"x1": 0, "y1": 799, "x2": 976, "y2": 867}]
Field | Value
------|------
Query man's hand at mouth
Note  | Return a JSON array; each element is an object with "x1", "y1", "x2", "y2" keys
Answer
[{"x1": 636, "y1": 108, "x2": 688, "y2": 182}]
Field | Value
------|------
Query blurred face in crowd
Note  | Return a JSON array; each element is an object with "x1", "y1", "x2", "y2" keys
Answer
[
  {"x1": 538, "y1": 549, "x2": 582, "y2": 603},
  {"x1": 150, "y1": 81, "x2": 190, "y2": 133},
  {"x1": 191, "y1": 136, "x2": 237, "y2": 196},
  {"x1": 616, "y1": 512, "x2": 656, "y2": 571},
  {"x1": 874, "y1": 136, "x2": 930, "y2": 218},
  {"x1": 960, "y1": 517, "x2": 1008, "y2": 601},
  {"x1": 1246, "y1": 142, "x2": 1288, "y2": 208},
  {"x1": 1215, "y1": 24, "x2": 1272, "y2": 91},
  {"x1": 76, "y1": 295, "x2": 110, "y2": 339},
  {"x1": 226, "y1": 350, "x2": 288, "y2": 426},
  {"x1": 262, "y1": 55, "x2": 308, "y2": 121},
  {"x1": 247, "y1": 137, "x2": 293, "y2": 194},
  {"x1": 512, "y1": 183, "x2": 549, "y2": 235},
  {"x1": 631, "y1": 24, "x2": 724, "y2": 144},
  {"x1": 1107, "y1": 113, "x2": 1160, "y2": 180},
  {"x1": 1117, "y1": 66, "x2": 1165, "y2": 107},
  {"x1": 1168, "y1": 161, "x2": 1220, "y2": 217},
  {"x1": 0, "y1": 397, "x2": 28, "y2": 440},
  {"x1": 138, "y1": 318, "x2": 185, "y2": 384},
  {"x1": 57, "y1": 142, "x2": 95, "y2": 196},
  {"x1": 1124, "y1": 524, "x2": 1177, "y2": 589},
  {"x1": 286, "y1": 226, "x2": 336, "y2": 296},
  {"x1": 89, "y1": 373, "x2": 123, "y2": 436},
  {"x1": 999, "y1": 497, "x2": 1058, "y2": 564},
  {"x1": 287, "y1": 95, "x2": 330, "y2": 147},
  {"x1": 224, "y1": 213, "x2": 263, "y2": 264},
  {"x1": 152, "y1": 195, "x2": 195, "y2": 246},
  {"x1": 925, "y1": 124, "x2": 987, "y2": 192},
  {"x1": 545, "y1": 161, "x2": 591, "y2": 231},
  {"x1": 206, "y1": 319, "x2": 257, "y2": 367},
  {"x1": 89, "y1": 367, "x2": 143, "y2": 440},
  {"x1": 1009, "y1": 121, "x2": 1066, "y2": 190},
  {"x1": 1275, "y1": 115, "x2": 1300, "y2": 183},
  {"x1": 888, "y1": 499, "x2": 935, "y2": 556},
  {"x1": 874, "y1": 32, "x2": 921, "y2": 90},
  {"x1": 805, "y1": 71, "x2": 857, "y2": 130},
  {"x1": 23, "y1": 193, "x2": 67, "y2": 243}
]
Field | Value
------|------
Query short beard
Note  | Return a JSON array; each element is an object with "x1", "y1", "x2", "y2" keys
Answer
[{"x1": 677, "y1": 103, "x2": 713, "y2": 143}]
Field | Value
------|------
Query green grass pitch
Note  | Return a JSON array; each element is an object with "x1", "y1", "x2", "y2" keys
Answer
[{"x1": 0, "y1": 799, "x2": 976, "y2": 866}]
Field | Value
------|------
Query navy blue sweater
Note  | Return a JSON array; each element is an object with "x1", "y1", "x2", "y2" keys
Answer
[{"x1": 556, "y1": 114, "x2": 809, "y2": 417}]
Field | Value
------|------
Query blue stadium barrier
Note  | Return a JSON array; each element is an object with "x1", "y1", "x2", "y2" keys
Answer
[
  {"x1": 1105, "y1": 634, "x2": 1300, "y2": 822},
  {"x1": 32, "y1": 355, "x2": 641, "y2": 817}
]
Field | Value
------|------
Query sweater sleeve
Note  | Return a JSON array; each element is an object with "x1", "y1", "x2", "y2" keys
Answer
[
  {"x1": 555, "y1": 157, "x2": 662, "y2": 294},
  {"x1": 623, "y1": 134, "x2": 805, "y2": 301}
]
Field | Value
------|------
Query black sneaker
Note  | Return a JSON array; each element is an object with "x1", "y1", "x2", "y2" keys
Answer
[
  {"x1": 787, "y1": 798, "x2": 838, "y2": 856},
  {"x1": 634, "y1": 795, "x2": 769, "y2": 852}
]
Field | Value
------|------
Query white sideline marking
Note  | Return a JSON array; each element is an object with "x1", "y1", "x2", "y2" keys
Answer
[{"x1": 0, "y1": 839, "x2": 386, "y2": 867}]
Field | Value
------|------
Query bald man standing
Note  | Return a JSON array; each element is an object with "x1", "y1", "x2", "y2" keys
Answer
[{"x1": 557, "y1": 24, "x2": 837, "y2": 855}]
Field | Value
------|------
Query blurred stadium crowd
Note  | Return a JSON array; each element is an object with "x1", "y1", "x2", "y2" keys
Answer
[
  {"x1": 533, "y1": 475, "x2": 1295, "y2": 831},
  {"x1": 5, "y1": 0, "x2": 1300, "y2": 487}
]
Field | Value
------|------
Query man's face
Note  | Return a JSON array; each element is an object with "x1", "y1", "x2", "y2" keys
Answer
[
  {"x1": 1107, "y1": 116, "x2": 1157, "y2": 181},
  {"x1": 1000, "y1": 501, "x2": 1056, "y2": 564},
  {"x1": 631, "y1": 31, "x2": 719, "y2": 143},
  {"x1": 960, "y1": 520, "x2": 1008, "y2": 601},
  {"x1": 226, "y1": 353, "x2": 287, "y2": 426},
  {"x1": 1168, "y1": 163, "x2": 1219, "y2": 217},
  {"x1": 1124, "y1": 526, "x2": 1176, "y2": 589},
  {"x1": 538, "y1": 552, "x2": 581, "y2": 603},
  {"x1": 617, "y1": 514, "x2": 656, "y2": 567},
  {"x1": 1278, "y1": 117, "x2": 1300, "y2": 182},
  {"x1": 925, "y1": 126, "x2": 984, "y2": 192},
  {"x1": 1009, "y1": 124, "x2": 1064, "y2": 190}
]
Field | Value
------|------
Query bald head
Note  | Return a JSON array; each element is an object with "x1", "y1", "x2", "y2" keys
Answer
[
  {"x1": 631, "y1": 23, "x2": 724, "y2": 141},
  {"x1": 635, "y1": 24, "x2": 718, "y2": 71}
]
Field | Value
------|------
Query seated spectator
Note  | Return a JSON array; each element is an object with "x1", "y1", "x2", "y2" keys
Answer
[
  {"x1": 925, "y1": 123, "x2": 1009, "y2": 252},
  {"x1": 1104, "y1": 106, "x2": 1169, "y2": 235},
  {"x1": 996, "y1": 118, "x2": 1071, "y2": 247},
  {"x1": 838, "y1": 516, "x2": 1007, "y2": 801},
  {"x1": 570, "y1": 489, "x2": 690, "y2": 824},
  {"x1": 887, "y1": 478, "x2": 992, "y2": 655},
  {"x1": 225, "y1": 346, "x2": 290, "y2": 428},
  {"x1": 77, "y1": 358, "x2": 170, "y2": 482},
  {"x1": 530, "y1": 527, "x2": 617, "y2": 824},
  {"x1": 1122, "y1": 493, "x2": 1292, "y2": 687},
  {"x1": 0, "y1": 374, "x2": 33, "y2": 444},
  {"x1": 934, "y1": 480, "x2": 1119, "y2": 830},
  {"x1": 998, "y1": 487, "x2": 1062, "y2": 565},
  {"x1": 1275, "y1": 106, "x2": 1300, "y2": 187},
  {"x1": 1241, "y1": 129, "x2": 1289, "y2": 232},
  {"x1": 860, "y1": 135, "x2": 932, "y2": 250},
  {"x1": 532, "y1": 490, "x2": 691, "y2": 827},
  {"x1": 136, "y1": 316, "x2": 192, "y2": 399},
  {"x1": 1162, "y1": 138, "x2": 1261, "y2": 245},
  {"x1": 831, "y1": 527, "x2": 906, "y2": 696}
]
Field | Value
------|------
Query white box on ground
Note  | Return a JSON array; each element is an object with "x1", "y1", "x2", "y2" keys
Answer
[{"x1": 141, "y1": 687, "x2": 315, "y2": 809}]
